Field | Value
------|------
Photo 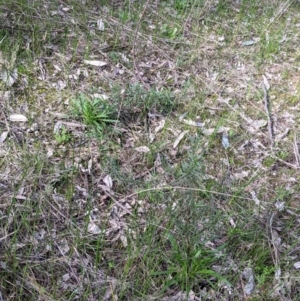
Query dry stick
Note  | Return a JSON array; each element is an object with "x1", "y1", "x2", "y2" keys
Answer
[
  {"x1": 0, "y1": 231, "x2": 16, "y2": 242},
  {"x1": 274, "y1": 156, "x2": 299, "y2": 170},
  {"x1": 293, "y1": 134, "x2": 300, "y2": 167},
  {"x1": 104, "y1": 191, "x2": 133, "y2": 216},
  {"x1": 132, "y1": 0, "x2": 151, "y2": 89},
  {"x1": 262, "y1": 82, "x2": 299, "y2": 169},
  {"x1": 262, "y1": 82, "x2": 275, "y2": 151},
  {"x1": 268, "y1": 212, "x2": 279, "y2": 267},
  {"x1": 239, "y1": 274, "x2": 248, "y2": 301}
]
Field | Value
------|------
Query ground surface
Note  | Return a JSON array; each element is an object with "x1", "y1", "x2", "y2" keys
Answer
[{"x1": 1, "y1": 0, "x2": 300, "y2": 300}]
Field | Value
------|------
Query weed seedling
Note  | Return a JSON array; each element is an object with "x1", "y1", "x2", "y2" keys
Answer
[{"x1": 54, "y1": 126, "x2": 71, "y2": 144}]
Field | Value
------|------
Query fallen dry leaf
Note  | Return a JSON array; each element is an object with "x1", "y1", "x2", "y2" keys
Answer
[
  {"x1": 0, "y1": 131, "x2": 8, "y2": 143},
  {"x1": 88, "y1": 221, "x2": 101, "y2": 234},
  {"x1": 263, "y1": 75, "x2": 270, "y2": 90},
  {"x1": 182, "y1": 118, "x2": 204, "y2": 127},
  {"x1": 135, "y1": 146, "x2": 150, "y2": 153},
  {"x1": 155, "y1": 119, "x2": 165, "y2": 133},
  {"x1": 103, "y1": 175, "x2": 113, "y2": 188},
  {"x1": 173, "y1": 130, "x2": 189, "y2": 148},
  {"x1": 83, "y1": 60, "x2": 107, "y2": 67},
  {"x1": 9, "y1": 114, "x2": 28, "y2": 122}
]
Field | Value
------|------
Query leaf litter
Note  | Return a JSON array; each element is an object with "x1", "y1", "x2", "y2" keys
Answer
[{"x1": 1, "y1": 1, "x2": 300, "y2": 300}]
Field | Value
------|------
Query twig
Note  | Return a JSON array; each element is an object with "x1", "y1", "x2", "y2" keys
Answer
[
  {"x1": 271, "y1": 155, "x2": 299, "y2": 170},
  {"x1": 293, "y1": 134, "x2": 300, "y2": 167},
  {"x1": 239, "y1": 274, "x2": 248, "y2": 301},
  {"x1": 262, "y1": 82, "x2": 275, "y2": 150},
  {"x1": 132, "y1": 0, "x2": 151, "y2": 89},
  {"x1": 0, "y1": 231, "x2": 16, "y2": 242},
  {"x1": 104, "y1": 191, "x2": 133, "y2": 217},
  {"x1": 267, "y1": 212, "x2": 279, "y2": 266}
]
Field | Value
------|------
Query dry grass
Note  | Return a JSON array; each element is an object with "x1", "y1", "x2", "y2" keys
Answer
[{"x1": 1, "y1": 0, "x2": 300, "y2": 300}]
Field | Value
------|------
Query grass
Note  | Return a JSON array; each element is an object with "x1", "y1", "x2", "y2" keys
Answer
[
  {"x1": 71, "y1": 94, "x2": 117, "y2": 135},
  {"x1": 1, "y1": 0, "x2": 300, "y2": 300}
]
